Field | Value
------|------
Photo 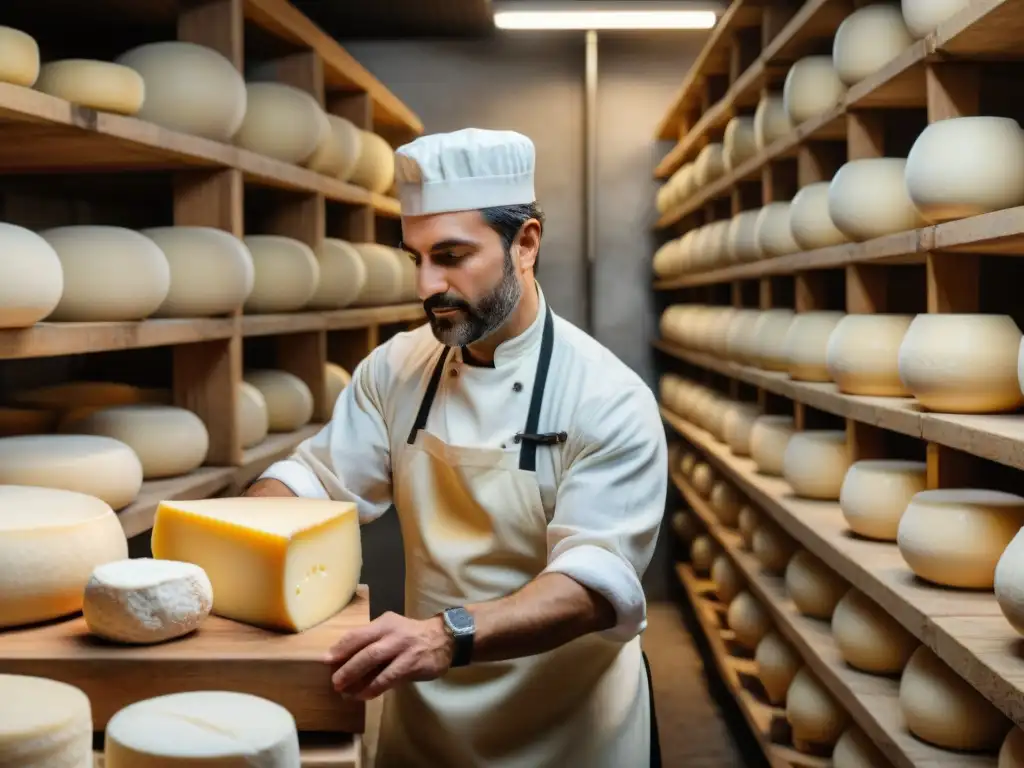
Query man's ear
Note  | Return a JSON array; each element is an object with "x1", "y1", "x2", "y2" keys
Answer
[{"x1": 515, "y1": 219, "x2": 541, "y2": 272}]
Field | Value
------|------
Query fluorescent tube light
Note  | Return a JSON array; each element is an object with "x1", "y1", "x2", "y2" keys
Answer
[{"x1": 494, "y1": 9, "x2": 718, "y2": 30}]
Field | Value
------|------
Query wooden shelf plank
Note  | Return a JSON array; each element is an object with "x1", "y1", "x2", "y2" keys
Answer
[
  {"x1": 242, "y1": 304, "x2": 424, "y2": 337},
  {"x1": 761, "y1": 0, "x2": 853, "y2": 66}
]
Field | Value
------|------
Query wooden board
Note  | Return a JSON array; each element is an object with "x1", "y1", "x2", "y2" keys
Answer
[{"x1": 0, "y1": 587, "x2": 371, "y2": 732}]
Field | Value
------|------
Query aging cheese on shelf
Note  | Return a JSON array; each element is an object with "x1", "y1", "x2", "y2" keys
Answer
[
  {"x1": 40, "y1": 225, "x2": 170, "y2": 322},
  {"x1": 782, "y1": 430, "x2": 850, "y2": 501},
  {"x1": 783, "y1": 55, "x2": 847, "y2": 124},
  {"x1": 691, "y1": 462, "x2": 715, "y2": 498},
  {"x1": 753, "y1": 92, "x2": 792, "y2": 151},
  {"x1": 234, "y1": 82, "x2": 329, "y2": 165},
  {"x1": 901, "y1": 0, "x2": 972, "y2": 38},
  {"x1": 784, "y1": 550, "x2": 849, "y2": 620},
  {"x1": 828, "y1": 159, "x2": 925, "y2": 241},
  {"x1": 789, "y1": 181, "x2": 848, "y2": 250},
  {"x1": 1001, "y1": 728, "x2": 1024, "y2": 768},
  {"x1": 352, "y1": 243, "x2": 406, "y2": 307},
  {"x1": 243, "y1": 370, "x2": 314, "y2": 433},
  {"x1": 738, "y1": 505, "x2": 758, "y2": 550},
  {"x1": 151, "y1": 497, "x2": 361, "y2": 632},
  {"x1": 749, "y1": 415, "x2": 795, "y2": 477},
  {"x1": 832, "y1": 4, "x2": 913, "y2": 85},
  {"x1": 0, "y1": 221, "x2": 63, "y2": 329},
  {"x1": 115, "y1": 41, "x2": 247, "y2": 141},
  {"x1": 691, "y1": 534, "x2": 718, "y2": 574},
  {"x1": 83, "y1": 558, "x2": 213, "y2": 644},
  {"x1": 752, "y1": 521, "x2": 797, "y2": 575},
  {"x1": 0, "y1": 435, "x2": 143, "y2": 510},
  {"x1": 671, "y1": 511, "x2": 698, "y2": 542},
  {"x1": 826, "y1": 314, "x2": 914, "y2": 396},
  {"x1": 832, "y1": 726, "x2": 889, "y2": 768},
  {"x1": 142, "y1": 227, "x2": 255, "y2": 318},
  {"x1": 0, "y1": 406, "x2": 54, "y2": 436},
  {"x1": 0, "y1": 674, "x2": 92, "y2": 766},
  {"x1": 722, "y1": 402, "x2": 761, "y2": 457},
  {"x1": 709, "y1": 481, "x2": 742, "y2": 528},
  {"x1": 723, "y1": 115, "x2": 757, "y2": 171},
  {"x1": 325, "y1": 363, "x2": 352, "y2": 410},
  {"x1": 10, "y1": 380, "x2": 157, "y2": 414},
  {"x1": 726, "y1": 209, "x2": 762, "y2": 263},
  {"x1": 755, "y1": 632, "x2": 800, "y2": 706},
  {"x1": 104, "y1": 691, "x2": 301, "y2": 768},
  {"x1": 755, "y1": 202, "x2": 800, "y2": 258},
  {"x1": 243, "y1": 235, "x2": 320, "y2": 314},
  {"x1": 394, "y1": 246, "x2": 418, "y2": 302},
  {"x1": 35, "y1": 59, "x2": 145, "y2": 114},
  {"x1": 694, "y1": 143, "x2": 725, "y2": 187},
  {"x1": 831, "y1": 589, "x2": 918, "y2": 675},
  {"x1": 711, "y1": 555, "x2": 743, "y2": 604},
  {"x1": 750, "y1": 309, "x2": 795, "y2": 371},
  {"x1": 725, "y1": 310, "x2": 764, "y2": 364},
  {"x1": 786, "y1": 668, "x2": 849, "y2": 748},
  {"x1": 995, "y1": 527, "x2": 1024, "y2": 637},
  {"x1": 680, "y1": 451, "x2": 697, "y2": 478},
  {"x1": 237, "y1": 381, "x2": 270, "y2": 450},
  {"x1": 308, "y1": 238, "x2": 368, "y2": 310},
  {"x1": 305, "y1": 114, "x2": 362, "y2": 179},
  {"x1": 349, "y1": 130, "x2": 396, "y2": 194},
  {"x1": 0, "y1": 26, "x2": 39, "y2": 86},
  {"x1": 899, "y1": 646, "x2": 1011, "y2": 751},
  {"x1": 782, "y1": 311, "x2": 845, "y2": 382},
  {"x1": 0, "y1": 485, "x2": 128, "y2": 628},
  {"x1": 727, "y1": 591, "x2": 772, "y2": 651},
  {"x1": 839, "y1": 459, "x2": 927, "y2": 541}
]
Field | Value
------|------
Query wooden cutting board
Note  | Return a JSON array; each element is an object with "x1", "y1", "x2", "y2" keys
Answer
[{"x1": 0, "y1": 586, "x2": 370, "y2": 732}]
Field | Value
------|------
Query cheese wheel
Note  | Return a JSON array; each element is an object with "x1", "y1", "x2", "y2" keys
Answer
[
  {"x1": 833, "y1": 727, "x2": 889, "y2": 768},
  {"x1": 104, "y1": 691, "x2": 301, "y2": 767},
  {"x1": 787, "y1": 668, "x2": 848, "y2": 748},
  {"x1": 711, "y1": 555, "x2": 743, "y2": 604},
  {"x1": 0, "y1": 222, "x2": 63, "y2": 328},
  {"x1": 0, "y1": 406, "x2": 54, "y2": 437},
  {"x1": 694, "y1": 143, "x2": 725, "y2": 187},
  {"x1": 115, "y1": 41, "x2": 246, "y2": 141},
  {"x1": 238, "y1": 381, "x2": 269, "y2": 450},
  {"x1": 726, "y1": 209, "x2": 762, "y2": 263},
  {"x1": 0, "y1": 27, "x2": 39, "y2": 86},
  {"x1": 723, "y1": 402, "x2": 761, "y2": 457},
  {"x1": 306, "y1": 114, "x2": 362, "y2": 178},
  {"x1": 393, "y1": 246, "x2": 418, "y2": 302},
  {"x1": 691, "y1": 534, "x2": 718, "y2": 574},
  {"x1": 723, "y1": 116, "x2": 758, "y2": 171},
  {"x1": 826, "y1": 314, "x2": 914, "y2": 396},
  {"x1": 234, "y1": 82, "x2": 328, "y2": 165},
  {"x1": 671, "y1": 511, "x2": 699, "y2": 542},
  {"x1": 783, "y1": 311, "x2": 845, "y2": 382},
  {"x1": 901, "y1": 0, "x2": 972, "y2": 38},
  {"x1": 83, "y1": 558, "x2": 213, "y2": 644},
  {"x1": 0, "y1": 485, "x2": 128, "y2": 628},
  {"x1": 750, "y1": 309, "x2": 795, "y2": 371},
  {"x1": 243, "y1": 235, "x2": 320, "y2": 313},
  {"x1": 750, "y1": 415, "x2": 795, "y2": 476},
  {"x1": 828, "y1": 159, "x2": 925, "y2": 241},
  {"x1": 1000, "y1": 728, "x2": 1024, "y2": 768},
  {"x1": 60, "y1": 405, "x2": 209, "y2": 480},
  {"x1": 308, "y1": 238, "x2": 368, "y2": 310},
  {"x1": 349, "y1": 130, "x2": 396, "y2": 193},
  {"x1": 738, "y1": 505, "x2": 758, "y2": 550},
  {"x1": 782, "y1": 430, "x2": 850, "y2": 500},
  {"x1": 142, "y1": 227, "x2": 255, "y2": 318},
  {"x1": 40, "y1": 225, "x2": 170, "y2": 322},
  {"x1": 691, "y1": 462, "x2": 715, "y2": 497},
  {"x1": 753, "y1": 93, "x2": 792, "y2": 151},
  {"x1": 783, "y1": 55, "x2": 847, "y2": 124},
  {"x1": 755, "y1": 632, "x2": 800, "y2": 705},
  {"x1": 900, "y1": 646, "x2": 1010, "y2": 751},
  {"x1": 34, "y1": 59, "x2": 145, "y2": 114},
  {"x1": 899, "y1": 313, "x2": 1024, "y2": 414},
  {"x1": 680, "y1": 451, "x2": 697, "y2": 478},
  {"x1": 839, "y1": 460, "x2": 927, "y2": 541},
  {"x1": 752, "y1": 521, "x2": 797, "y2": 574},
  {"x1": 790, "y1": 181, "x2": 848, "y2": 250},
  {"x1": 832, "y1": 589, "x2": 918, "y2": 674},
  {"x1": 725, "y1": 310, "x2": 763, "y2": 363},
  {"x1": 898, "y1": 489, "x2": 1024, "y2": 589},
  {"x1": 325, "y1": 363, "x2": 352, "y2": 411},
  {"x1": 244, "y1": 370, "x2": 314, "y2": 432},
  {"x1": 0, "y1": 674, "x2": 92, "y2": 765},
  {"x1": 0, "y1": 435, "x2": 143, "y2": 510},
  {"x1": 10, "y1": 381, "x2": 152, "y2": 413},
  {"x1": 995, "y1": 527, "x2": 1024, "y2": 637},
  {"x1": 352, "y1": 243, "x2": 405, "y2": 306},
  {"x1": 709, "y1": 481, "x2": 743, "y2": 527},
  {"x1": 785, "y1": 550, "x2": 849, "y2": 619},
  {"x1": 727, "y1": 591, "x2": 771, "y2": 651},
  {"x1": 755, "y1": 202, "x2": 800, "y2": 258},
  {"x1": 832, "y1": 5, "x2": 913, "y2": 86}
]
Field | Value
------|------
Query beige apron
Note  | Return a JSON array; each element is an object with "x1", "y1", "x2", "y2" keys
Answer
[{"x1": 373, "y1": 305, "x2": 656, "y2": 768}]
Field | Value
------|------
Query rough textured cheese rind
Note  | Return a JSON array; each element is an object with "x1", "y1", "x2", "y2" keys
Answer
[
  {"x1": 727, "y1": 591, "x2": 772, "y2": 651},
  {"x1": 0, "y1": 485, "x2": 128, "y2": 628},
  {"x1": 782, "y1": 430, "x2": 850, "y2": 501},
  {"x1": 0, "y1": 674, "x2": 92, "y2": 766},
  {"x1": 755, "y1": 632, "x2": 800, "y2": 706},
  {"x1": 104, "y1": 691, "x2": 300, "y2": 768},
  {"x1": 711, "y1": 555, "x2": 742, "y2": 604},
  {"x1": 308, "y1": 238, "x2": 367, "y2": 310},
  {"x1": 0, "y1": 222, "x2": 63, "y2": 329},
  {"x1": 34, "y1": 59, "x2": 145, "y2": 115},
  {"x1": 243, "y1": 370, "x2": 314, "y2": 433},
  {"x1": 786, "y1": 668, "x2": 849, "y2": 748},
  {"x1": 237, "y1": 381, "x2": 270, "y2": 450},
  {"x1": 839, "y1": 460, "x2": 927, "y2": 541},
  {"x1": 83, "y1": 558, "x2": 213, "y2": 644},
  {"x1": 243, "y1": 235, "x2": 320, "y2": 313},
  {"x1": 785, "y1": 550, "x2": 849, "y2": 620},
  {"x1": 234, "y1": 82, "x2": 328, "y2": 165},
  {"x1": 831, "y1": 589, "x2": 918, "y2": 675},
  {"x1": 832, "y1": 726, "x2": 888, "y2": 768},
  {"x1": 151, "y1": 497, "x2": 361, "y2": 633},
  {"x1": 0, "y1": 26, "x2": 40, "y2": 87}
]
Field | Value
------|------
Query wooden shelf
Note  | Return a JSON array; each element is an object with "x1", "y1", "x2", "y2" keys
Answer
[
  {"x1": 241, "y1": 304, "x2": 424, "y2": 338},
  {"x1": 662, "y1": 406, "x2": 1024, "y2": 735},
  {"x1": 675, "y1": 470, "x2": 998, "y2": 768}
]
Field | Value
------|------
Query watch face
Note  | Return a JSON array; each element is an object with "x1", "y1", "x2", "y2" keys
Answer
[{"x1": 446, "y1": 607, "x2": 474, "y2": 633}]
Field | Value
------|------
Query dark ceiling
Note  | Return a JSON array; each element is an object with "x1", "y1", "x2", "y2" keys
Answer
[{"x1": 291, "y1": 0, "x2": 497, "y2": 39}]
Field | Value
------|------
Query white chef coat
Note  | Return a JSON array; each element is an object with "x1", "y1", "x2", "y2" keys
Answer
[{"x1": 260, "y1": 287, "x2": 668, "y2": 641}]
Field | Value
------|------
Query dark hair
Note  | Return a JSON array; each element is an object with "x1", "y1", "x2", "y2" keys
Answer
[{"x1": 480, "y1": 202, "x2": 545, "y2": 268}]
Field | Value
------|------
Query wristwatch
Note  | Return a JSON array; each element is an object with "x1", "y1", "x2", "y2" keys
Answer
[{"x1": 441, "y1": 607, "x2": 475, "y2": 668}]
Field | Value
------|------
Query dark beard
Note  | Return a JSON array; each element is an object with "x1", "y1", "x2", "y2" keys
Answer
[{"x1": 423, "y1": 250, "x2": 522, "y2": 347}]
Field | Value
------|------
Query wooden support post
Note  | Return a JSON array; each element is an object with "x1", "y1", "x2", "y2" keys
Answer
[
  {"x1": 846, "y1": 112, "x2": 885, "y2": 160},
  {"x1": 762, "y1": 158, "x2": 798, "y2": 203},
  {"x1": 845, "y1": 264, "x2": 889, "y2": 313},
  {"x1": 847, "y1": 419, "x2": 887, "y2": 462},
  {"x1": 178, "y1": 0, "x2": 243, "y2": 69},
  {"x1": 926, "y1": 252, "x2": 980, "y2": 313},
  {"x1": 729, "y1": 28, "x2": 761, "y2": 85},
  {"x1": 760, "y1": 1, "x2": 799, "y2": 50},
  {"x1": 926, "y1": 443, "x2": 979, "y2": 490},
  {"x1": 926, "y1": 63, "x2": 980, "y2": 123},
  {"x1": 796, "y1": 142, "x2": 845, "y2": 187},
  {"x1": 795, "y1": 273, "x2": 826, "y2": 312}
]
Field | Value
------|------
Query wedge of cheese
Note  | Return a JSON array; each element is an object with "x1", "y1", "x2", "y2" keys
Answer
[{"x1": 151, "y1": 497, "x2": 361, "y2": 632}]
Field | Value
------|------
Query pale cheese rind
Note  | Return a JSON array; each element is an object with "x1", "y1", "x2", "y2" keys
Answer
[{"x1": 0, "y1": 674, "x2": 92, "y2": 767}]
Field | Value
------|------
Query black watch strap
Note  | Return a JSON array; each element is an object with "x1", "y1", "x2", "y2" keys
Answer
[{"x1": 443, "y1": 607, "x2": 475, "y2": 668}]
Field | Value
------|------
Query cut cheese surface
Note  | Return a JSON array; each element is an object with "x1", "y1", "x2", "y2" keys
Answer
[
  {"x1": 151, "y1": 497, "x2": 361, "y2": 632},
  {"x1": 0, "y1": 485, "x2": 128, "y2": 628},
  {"x1": 0, "y1": 674, "x2": 92, "y2": 766},
  {"x1": 83, "y1": 558, "x2": 213, "y2": 644},
  {"x1": 34, "y1": 59, "x2": 145, "y2": 114},
  {"x1": 104, "y1": 691, "x2": 300, "y2": 768}
]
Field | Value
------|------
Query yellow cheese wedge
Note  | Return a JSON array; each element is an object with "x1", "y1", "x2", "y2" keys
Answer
[{"x1": 151, "y1": 497, "x2": 361, "y2": 633}]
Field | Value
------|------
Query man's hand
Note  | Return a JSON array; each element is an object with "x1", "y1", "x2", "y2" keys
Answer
[
  {"x1": 243, "y1": 478, "x2": 296, "y2": 498},
  {"x1": 324, "y1": 612, "x2": 454, "y2": 700}
]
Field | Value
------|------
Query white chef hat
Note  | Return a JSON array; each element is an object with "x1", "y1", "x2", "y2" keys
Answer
[{"x1": 395, "y1": 128, "x2": 536, "y2": 216}]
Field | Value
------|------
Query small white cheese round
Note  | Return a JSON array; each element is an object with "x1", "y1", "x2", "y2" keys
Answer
[
  {"x1": 308, "y1": 238, "x2": 368, "y2": 310},
  {"x1": 790, "y1": 181, "x2": 848, "y2": 251},
  {"x1": 786, "y1": 667, "x2": 849, "y2": 748},
  {"x1": 710, "y1": 481, "x2": 743, "y2": 527},
  {"x1": 711, "y1": 555, "x2": 743, "y2": 604},
  {"x1": 0, "y1": 222, "x2": 63, "y2": 329},
  {"x1": 782, "y1": 430, "x2": 850, "y2": 501},
  {"x1": 750, "y1": 415, "x2": 796, "y2": 477},
  {"x1": 752, "y1": 522, "x2": 798, "y2": 574},
  {"x1": 0, "y1": 674, "x2": 92, "y2": 766},
  {"x1": 349, "y1": 130, "x2": 396, "y2": 194},
  {"x1": 785, "y1": 550, "x2": 849, "y2": 619},
  {"x1": 691, "y1": 534, "x2": 719, "y2": 574},
  {"x1": 738, "y1": 506, "x2": 759, "y2": 550},
  {"x1": 723, "y1": 402, "x2": 762, "y2": 457},
  {"x1": 839, "y1": 460, "x2": 927, "y2": 541},
  {"x1": 833, "y1": 5, "x2": 914, "y2": 86},
  {"x1": 237, "y1": 381, "x2": 269, "y2": 450},
  {"x1": 826, "y1": 314, "x2": 914, "y2": 396},
  {"x1": 727, "y1": 591, "x2": 772, "y2": 651},
  {"x1": 243, "y1": 235, "x2": 320, "y2": 313},
  {"x1": 828, "y1": 159, "x2": 925, "y2": 241},
  {"x1": 243, "y1": 370, "x2": 314, "y2": 432},
  {"x1": 831, "y1": 588, "x2": 918, "y2": 675},
  {"x1": 755, "y1": 631, "x2": 801, "y2": 705},
  {"x1": 35, "y1": 59, "x2": 145, "y2": 115},
  {"x1": 723, "y1": 116, "x2": 758, "y2": 171},
  {"x1": 784, "y1": 55, "x2": 847, "y2": 124},
  {"x1": 0, "y1": 26, "x2": 40, "y2": 87},
  {"x1": 1000, "y1": 727, "x2": 1024, "y2": 768},
  {"x1": 755, "y1": 202, "x2": 801, "y2": 258},
  {"x1": 833, "y1": 727, "x2": 889, "y2": 768},
  {"x1": 754, "y1": 93, "x2": 792, "y2": 151},
  {"x1": 901, "y1": 0, "x2": 972, "y2": 38},
  {"x1": 691, "y1": 462, "x2": 715, "y2": 498},
  {"x1": 783, "y1": 311, "x2": 845, "y2": 382},
  {"x1": 995, "y1": 528, "x2": 1024, "y2": 638},
  {"x1": 234, "y1": 82, "x2": 329, "y2": 165}
]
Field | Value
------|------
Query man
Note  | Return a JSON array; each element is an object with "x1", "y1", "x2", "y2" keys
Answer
[{"x1": 246, "y1": 127, "x2": 667, "y2": 767}]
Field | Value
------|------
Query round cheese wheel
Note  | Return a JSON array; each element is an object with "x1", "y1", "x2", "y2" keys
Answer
[
  {"x1": 237, "y1": 381, "x2": 269, "y2": 450},
  {"x1": 40, "y1": 225, "x2": 170, "y2": 322},
  {"x1": 142, "y1": 226, "x2": 255, "y2": 318},
  {"x1": 394, "y1": 246, "x2": 417, "y2": 302},
  {"x1": 0, "y1": 27, "x2": 39, "y2": 87},
  {"x1": 653, "y1": 239, "x2": 682, "y2": 279},
  {"x1": 0, "y1": 406, "x2": 54, "y2": 437},
  {"x1": 790, "y1": 181, "x2": 848, "y2": 250},
  {"x1": 831, "y1": 589, "x2": 918, "y2": 674},
  {"x1": 754, "y1": 93, "x2": 792, "y2": 151},
  {"x1": 785, "y1": 550, "x2": 849, "y2": 619},
  {"x1": 0, "y1": 435, "x2": 142, "y2": 510},
  {"x1": 726, "y1": 209, "x2": 762, "y2": 263},
  {"x1": 352, "y1": 243, "x2": 405, "y2": 306},
  {"x1": 783, "y1": 311, "x2": 845, "y2": 382},
  {"x1": 900, "y1": 646, "x2": 1010, "y2": 751},
  {"x1": 244, "y1": 370, "x2": 314, "y2": 432},
  {"x1": 905, "y1": 116, "x2": 1024, "y2": 223},
  {"x1": 750, "y1": 415, "x2": 795, "y2": 476},
  {"x1": 833, "y1": 727, "x2": 889, "y2": 768},
  {"x1": 833, "y1": 5, "x2": 914, "y2": 86},
  {"x1": 0, "y1": 674, "x2": 92, "y2": 765},
  {"x1": 752, "y1": 521, "x2": 798, "y2": 574},
  {"x1": 35, "y1": 59, "x2": 145, "y2": 115},
  {"x1": 712, "y1": 555, "x2": 743, "y2": 604},
  {"x1": 104, "y1": 691, "x2": 301, "y2": 767},
  {"x1": 787, "y1": 667, "x2": 848, "y2": 748},
  {"x1": 828, "y1": 159, "x2": 925, "y2": 241},
  {"x1": 783, "y1": 430, "x2": 850, "y2": 501},
  {"x1": 899, "y1": 313, "x2": 1024, "y2": 414},
  {"x1": 995, "y1": 527, "x2": 1024, "y2": 637},
  {"x1": 680, "y1": 452, "x2": 697, "y2": 478},
  {"x1": 723, "y1": 116, "x2": 758, "y2": 171},
  {"x1": 710, "y1": 481, "x2": 743, "y2": 527},
  {"x1": 727, "y1": 591, "x2": 772, "y2": 651},
  {"x1": 10, "y1": 381, "x2": 152, "y2": 413},
  {"x1": 115, "y1": 41, "x2": 246, "y2": 141},
  {"x1": 725, "y1": 310, "x2": 764, "y2": 363},
  {"x1": 750, "y1": 309, "x2": 795, "y2": 371},
  {"x1": 901, "y1": 0, "x2": 972, "y2": 38},
  {"x1": 234, "y1": 82, "x2": 328, "y2": 165},
  {"x1": 738, "y1": 505, "x2": 759, "y2": 550},
  {"x1": 898, "y1": 489, "x2": 1024, "y2": 589},
  {"x1": 1000, "y1": 727, "x2": 1024, "y2": 768},
  {"x1": 826, "y1": 314, "x2": 914, "y2": 396},
  {"x1": 784, "y1": 55, "x2": 847, "y2": 124},
  {"x1": 839, "y1": 460, "x2": 927, "y2": 541},
  {"x1": 755, "y1": 631, "x2": 800, "y2": 705},
  {"x1": 691, "y1": 534, "x2": 718, "y2": 574},
  {"x1": 755, "y1": 202, "x2": 801, "y2": 258},
  {"x1": 691, "y1": 462, "x2": 715, "y2": 498},
  {"x1": 723, "y1": 402, "x2": 761, "y2": 457},
  {"x1": 243, "y1": 235, "x2": 320, "y2": 313},
  {"x1": 0, "y1": 485, "x2": 128, "y2": 628},
  {"x1": 349, "y1": 131, "x2": 396, "y2": 194},
  {"x1": 307, "y1": 238, "x2": 368, "y2": 310},
  {"x1": 671, "y1": 511, "x2": 699, "y2": 542},
  {"x1": 325, "y1": 363, "x2": 352, "y2": 411},
  {"x1": 0, "y1": 222, "x2": 63, "y2": 328},
  {"x1": 694, "y1": 143, "x2": 726, "y2": 187},
  {"x1": 59, "y1": 405, "x2": 209, "y2": 480},
  {"x1": 306, "y1": 114, "x2": 362, "y2": 178}
]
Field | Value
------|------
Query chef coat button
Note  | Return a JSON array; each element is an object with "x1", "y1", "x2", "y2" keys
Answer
[
  {"x1": 513, "y1": 382, "x2": 523, "y2": 392},
  {"x1": 450, "y1": 368, "x2": 459, "y2": 377}
]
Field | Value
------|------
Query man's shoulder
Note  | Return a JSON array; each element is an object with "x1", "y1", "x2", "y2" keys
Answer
[{"x1": 363, "y1": 322, "x2": 443, "y2": 389}]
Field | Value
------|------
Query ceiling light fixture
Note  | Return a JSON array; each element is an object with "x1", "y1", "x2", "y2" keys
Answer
[{"x1": 494, "y1": 8, "x2": 718, "y2": 31}]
